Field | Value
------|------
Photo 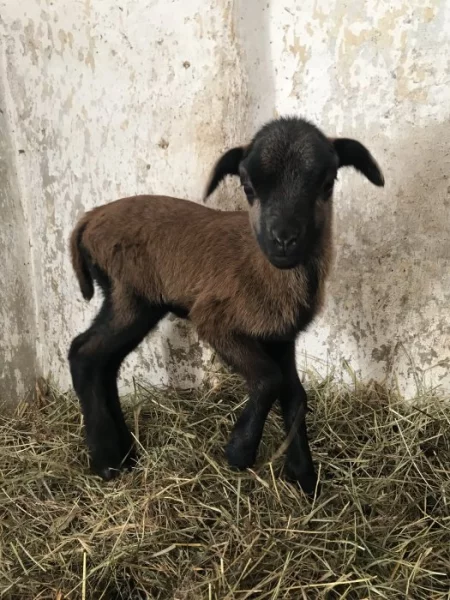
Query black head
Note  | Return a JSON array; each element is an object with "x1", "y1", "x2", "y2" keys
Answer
[{"x1": 205, "y1": 117, "x2": 384, "y2": 269}]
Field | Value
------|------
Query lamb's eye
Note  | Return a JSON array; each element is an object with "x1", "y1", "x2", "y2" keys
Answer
[
  {"x1": 324, "y1": 182, "x2": 334, "y2": 196},
  {"x1": 323, "y1": 175, "x2": 337, "y2": 198},
  {"x1": 242, "y1": 183, "x2": 255, "y2": 200}
]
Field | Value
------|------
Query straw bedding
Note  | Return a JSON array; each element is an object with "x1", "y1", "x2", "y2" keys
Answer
[{"x1": 0, "y1": 374, "x2": 449, "y2": 599}]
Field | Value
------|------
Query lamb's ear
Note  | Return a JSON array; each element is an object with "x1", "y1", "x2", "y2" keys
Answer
[
  {"x1": 332, "y1": 138, "x2": 385, "y2": 187},
  {"x1": 204, "y1": 147, "x2": 245, "y2": 201}
]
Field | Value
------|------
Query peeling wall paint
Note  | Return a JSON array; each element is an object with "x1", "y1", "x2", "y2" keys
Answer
[
  {"x1": 270, "y1": 0, "x2": 450, "y2": 395},
  {"x1": 0, "y1": 42, "x2": 37, "y2": 404},
  {"x1": 0, "y1": 0, "x2": 448, "y2": 401}
]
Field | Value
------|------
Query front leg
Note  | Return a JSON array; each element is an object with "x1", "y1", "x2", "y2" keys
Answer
[
  {"x1": 225, "y1": 374, "x2": 283, "y2": 470},
  {"x1": 199, "y1": 331, "x2": 282, "y2": 470},
  {"x1": 266, "y1": 341, "x2": 318, "y2": 495}
]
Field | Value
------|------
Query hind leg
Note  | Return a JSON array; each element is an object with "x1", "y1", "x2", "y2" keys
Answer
[{"x1": 69, "y1": 293, "x2": 167, "y2": 479}]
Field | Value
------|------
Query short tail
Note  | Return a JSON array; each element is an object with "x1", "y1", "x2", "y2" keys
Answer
[{"x1": 70, "y1": 216, "x2": 94, "y2": 301}]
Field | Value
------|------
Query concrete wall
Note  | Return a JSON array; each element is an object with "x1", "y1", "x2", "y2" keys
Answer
[
  {"x1": 0, "y1": 46, "x2": 37, "y2": 404},
  {"x1": 0, "y1": 0, "x2": 448, "y2": 401}
]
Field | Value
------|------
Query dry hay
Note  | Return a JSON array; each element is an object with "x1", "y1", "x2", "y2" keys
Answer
[{"x1": 0, "y1": 374, "x2": 449, "y2": 599}]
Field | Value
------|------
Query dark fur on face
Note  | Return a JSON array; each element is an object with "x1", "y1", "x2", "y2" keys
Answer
[{"x1": 205, "y1": 117, "x2": 384, "y2": 269}]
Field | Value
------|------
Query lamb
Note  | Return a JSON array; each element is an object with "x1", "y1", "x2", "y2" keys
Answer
[{"x1": 68, "y1": 116, "x2": 384, "y2": 494}]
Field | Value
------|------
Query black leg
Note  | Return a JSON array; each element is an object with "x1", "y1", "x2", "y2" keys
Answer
[
  {"x1": 205, "y1": 333, "x2": 283, "y2": 470},
  {"x1": 265, "y1": 341, "x2": 317, "y2": 495},
  {"x1": 69, "y1": 296, "x2": 167, "y2": 479},
  {"x1": 100, "y1": 358, "x2": 137, "y2": 470}
]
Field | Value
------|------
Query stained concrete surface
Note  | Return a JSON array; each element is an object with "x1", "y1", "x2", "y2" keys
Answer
[{"x1": 0, "y1": 0, "x2": 448, "y2": 402}]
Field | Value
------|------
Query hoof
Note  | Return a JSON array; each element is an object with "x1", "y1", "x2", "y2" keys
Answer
[
  {"x1": 284, "y1": 463, "x2": 320, "y2": 497},
  {"x1": 90, "y1": 443, "x2": 135, "y2": 481},
  {"x1": 96, "y1": 465, "x2": 122, "y2": 481},
  {"x1": 122, "y1": 447, "x2": 138, "y2": 471},
  {"x1": 225, "y1": 440, "x2": 257, "y2": 471}
]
